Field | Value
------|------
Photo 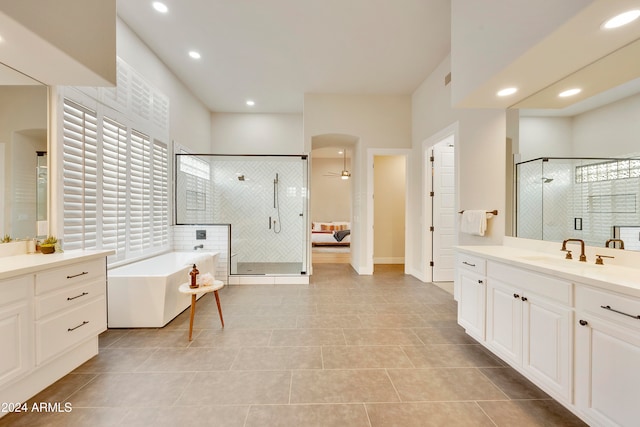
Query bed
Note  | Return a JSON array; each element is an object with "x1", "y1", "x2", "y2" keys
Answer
[{"x1": 311, "y1": 221, "x2": 351, "y2": 246}]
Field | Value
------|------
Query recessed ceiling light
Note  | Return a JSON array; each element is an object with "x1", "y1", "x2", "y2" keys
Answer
[
  {"x1": 338, "y1": 150, "x2": 344, "y2": 154},
  {"x1": 188, "y1": 51, "x2": 201, "y2": 59},
  {"x1": 497, "y1": 87, "x2": 518, "y2": 97},
  {"x1": 246, "y1": 100, "x2": 255, "y2": 106},
  {"x1": 602, "y1": 10, "x2": 640, "y2": 29},
  {"x1": 559, "y1": 88, "x2": 582, "y2": 97},
  {"x1": 152, "y1": 2, "x2": 168, "y2": 13}
]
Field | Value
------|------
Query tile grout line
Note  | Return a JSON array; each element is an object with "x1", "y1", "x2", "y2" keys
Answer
[{"x1": 474, "y1": 400, "x2": 500, "y2": 426}]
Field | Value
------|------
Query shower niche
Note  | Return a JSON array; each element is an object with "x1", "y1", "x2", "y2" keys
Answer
[
  {"x1": 516, "y1": 157, "x2": 640, "y2": 250},
  {"x1": 176, "y1": 154, "x2": 309, "y2": 275}
]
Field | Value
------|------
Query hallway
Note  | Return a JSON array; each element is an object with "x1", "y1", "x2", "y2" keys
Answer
[{"x1": 1, "y1": 264, "x2": 585, "y2": 426}]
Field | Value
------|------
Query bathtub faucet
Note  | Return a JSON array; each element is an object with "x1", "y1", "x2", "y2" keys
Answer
[{"x1": 194, "y1": 244, "x2": 204, "y2": 250}]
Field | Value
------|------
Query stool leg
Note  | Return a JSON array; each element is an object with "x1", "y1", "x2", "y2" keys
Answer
[
  {"x1": 214, "y1": 290, "x2": 224, "y2": 327},
  {"x1": 188, "y1": 294, "x2": 197, "y2": 341}
]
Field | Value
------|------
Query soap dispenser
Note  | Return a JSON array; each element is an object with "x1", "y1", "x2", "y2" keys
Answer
[{"x1": 189, "y1": 264, "x2": 199, "y2": 288}]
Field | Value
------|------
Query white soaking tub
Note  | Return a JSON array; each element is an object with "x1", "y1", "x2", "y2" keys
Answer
[{"x1": 107, "y1": 251, "x2": 219, "y2": 327}]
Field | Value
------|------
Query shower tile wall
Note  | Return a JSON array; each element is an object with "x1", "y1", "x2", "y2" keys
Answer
[
  {"x1": 172, "y1": 225, "x2": 229, "y2": 283},
  {"x1": 211, "y1": 159, "x2": 305, "y2": 265},
  {"x1": 518, "y1": 160, "x2": 640, "y2": 247}
]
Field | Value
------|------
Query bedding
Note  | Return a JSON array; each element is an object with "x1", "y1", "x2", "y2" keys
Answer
[{"x1": 311, "y1": 221, "x2": 351, "y2": 246}]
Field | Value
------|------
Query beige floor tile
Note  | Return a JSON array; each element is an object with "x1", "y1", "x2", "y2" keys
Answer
[
  {"x1": 478, "y1": 400, "x2": 588, "y2": 426},
  {"x1": 245, "y1": 404, "x2": 370, "y2": 427},
  {"x1": 189, "y1": 329, "x2": 272, "y2": 347},
  {"x1": 231, "y1": 346, "x2": 322, "y2": 370},
  {"x1": 366, "y1": 402, "x2": 495, "y2": 427},
  {"x1": 120, "y1": 405, "x2": 249, "y2": 427},
  {"x1": 412, "y1": 327, "x2": 478, "y2": 345},
  {"x1": 290, "y1": 369, "x2": 400, "y2": 403},
  {"x1": 26, "y1": 373, "x2": 97, "y2": 405},
  {"x1": 358, "y1": 314, "x2": 431, "y2": 328},
  {"x1": 296, "y1": 314, "x2": 362, "y2": 329},
  {"x1": 342, "y1": 328, "x2": 423, "y2": 346},
  {"x1": 176, "y1": 371, "x2": 291, "y2": 405},
  {"x1": 372, "y1": 303, "x2": 431, "y2": 314},
  {"x1": 98, "y1": 329, "x2": 130, "y2": 348},
  {"x1": 108, "y1": 329, "x2": 193, "y2": 348},
  {"x1": 0, "y1": 407, "x2": 128, "y2": 427},
  {"x1": 322, "y1": 346, "x2": 414, "y2": 369},
  {"x1": 402, "y1": 344, "x2": 505, "y2": 368},
  {"x1": 73, "y1": 348, "x2": 156, "y2": 373},
  {"x1": 387, "y1": 368, "x2": 508, "y2": 401},
  {"x1": 67, "y1": 372, "x2": 192, "y2": 407},
  {"x1": 222, "y1": 315, "x2": 297, "y2": 329},
  {"x1": 135, "y1": 347, "x2": 239, "y2": 372},
  {"x1": 316, "y1": 303, "x2": 378, "y2": 315},
  {"x1": 479, "y1": 367, "x2": 551, "y2": 399},
  {"x1": 269, "y1": 328, "x2": 346, "y2": 346}
]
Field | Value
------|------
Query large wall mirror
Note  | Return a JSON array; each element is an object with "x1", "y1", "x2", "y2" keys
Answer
[
  {"x1": 0, "y1": 63, "x2": 48, "y2": 240},
  {"x1": 511, "y1": 38, "x2": 640, "y2": 250}
]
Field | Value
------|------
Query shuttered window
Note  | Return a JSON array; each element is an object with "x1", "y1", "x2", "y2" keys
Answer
[{"x1": 61, "y1": 97, "x2": 169, "y2": 264}]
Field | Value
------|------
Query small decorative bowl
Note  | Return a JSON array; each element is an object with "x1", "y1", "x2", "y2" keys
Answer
[{"x1": 41, "y1": 245, "x2": 55, "y2": 254}]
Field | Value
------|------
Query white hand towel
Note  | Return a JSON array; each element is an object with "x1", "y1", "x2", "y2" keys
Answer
[{"x1": 460, "y1": 210, "x2": 488, "y2": 236}]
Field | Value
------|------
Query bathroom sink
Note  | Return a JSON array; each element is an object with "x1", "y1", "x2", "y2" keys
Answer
[{"x1": 516, "y1": 255, "x2": 602, "y2": 270}]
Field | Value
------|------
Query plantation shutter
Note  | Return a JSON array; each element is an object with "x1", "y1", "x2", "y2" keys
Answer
[
  {"x1": 62, "y1": 99, "x2": 98, "y2": 250},
  {"x1": 102, "y1": 118, "x2": 128, "y2": 261},
  {"x1": 152, "y1": 140, "x2": 169, "y2": 246}
]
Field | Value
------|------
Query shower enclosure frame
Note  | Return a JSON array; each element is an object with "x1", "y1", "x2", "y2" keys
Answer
[{"x1": 174, "y1": 153, "x2": 310, "y2": 276}]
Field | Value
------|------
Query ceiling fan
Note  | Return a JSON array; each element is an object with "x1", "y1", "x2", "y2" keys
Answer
[{"x1": 323, "y1": 149, "x2": 351, "y2": 180}]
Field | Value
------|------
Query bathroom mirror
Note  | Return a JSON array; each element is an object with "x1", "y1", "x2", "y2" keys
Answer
[
  {"x1": 512, "y1": 38, "x2": 640, "y2": 250},
  {"x1": 0, "y1": 62, "x2": 48, "y2": 240}
]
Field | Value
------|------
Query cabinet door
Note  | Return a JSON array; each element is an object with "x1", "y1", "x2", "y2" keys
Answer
[
  {"x1": 0, "y1": 302, "x2": 32, "y2": 385},
  {"x1": 486, "y1": 278, "x2": 522, "y2": 365},
  {"x1": 575, "y1": 315, "x2": 640, "y2": 427},
  {"x1": 457, "y1": 269, "x2": 486, "y2": 341},
  {"x1": 522, "y1": 297, "x2": 571, "y2": 401}
]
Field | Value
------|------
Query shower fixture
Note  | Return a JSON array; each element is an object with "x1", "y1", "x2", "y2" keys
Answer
[
  {"x1": 542, "y1": 177, "x2": 554, "y2": 183},
  {"x1": 272, "y1": 173, "x2": 282, "y2": 233},
  {"x1": 237, "y1": 174, "x2": 245, "y2": 181}
]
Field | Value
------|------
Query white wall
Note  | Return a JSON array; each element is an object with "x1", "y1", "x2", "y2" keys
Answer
[
  {"x1": 210, "y1": 113, "x2": 303, "y2": 154},
  {"x1": 411, "y1": 54, "x2": 506, "y2": 280},
  {"x1": 310, "y1": 157, "x2": 351, "y2": 223},
  {"x1": 572, "y1": 92, "x2": 640, "y2": 157},
  {"x1": 303, "y1": 94, "x2": 412, "y2": 273},
  {"x1": 116, "y1": 19, "x2": 212, "y2": 153},
  {"x1": 519, "y1": 117, "x2": 573, "y2": 161},
  {"x1": 451, "y1": 0, "x2": 594, "y2": 106}
]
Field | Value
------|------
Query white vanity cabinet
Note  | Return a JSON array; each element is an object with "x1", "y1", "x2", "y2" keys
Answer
[
  {"x1": 0, "y1": 276, "x2": 33, "y2": 386},
  {"x1": 574, "y1": 284, "x2": 640, "y2": 427},
  {"x1": 485, "y1": 261, "x2": 572, "y2": 401},
  {"x1": 456, "y1": 253, "x2": 487, "y2": 341},
  {"x1": 0, "y1": 251, "x2": 111, "y2": 416}
]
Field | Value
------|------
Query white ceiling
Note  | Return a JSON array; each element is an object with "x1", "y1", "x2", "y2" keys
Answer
[{"x1": 116, "y1": 0, "x2": 451, "y2": 113}]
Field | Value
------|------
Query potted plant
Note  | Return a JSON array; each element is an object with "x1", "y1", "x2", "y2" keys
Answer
[
  {"x1": 40, "y1": 236, "x2": 57, "y2": 254},
  {"x1": 1, "y1": 234, "x2": 12, "y2": 243}
]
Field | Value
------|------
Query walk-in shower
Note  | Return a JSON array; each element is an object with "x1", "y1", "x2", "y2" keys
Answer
[
  {"x1": 176, "y1": 154, "x2": 309, "y2": 275},
  {"x1": 516, "y1": 157, "x2": 640, "y2": 249}
]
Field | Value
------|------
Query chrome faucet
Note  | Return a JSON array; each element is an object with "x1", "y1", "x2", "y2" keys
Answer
[
  {"x1": 561, "y1": 239, "x2": 587, "y2": 262},
  {"x1": 605, "y1": 239, "x2": 625, "y2": 250},
  {"x1": 194, "y1": 244, "x2": 204, "y2": 250}
]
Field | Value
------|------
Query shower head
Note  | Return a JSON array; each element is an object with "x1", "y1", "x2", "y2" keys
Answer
[{"x1": 542, "y1": 177, "x2": 554, "y2": 183}]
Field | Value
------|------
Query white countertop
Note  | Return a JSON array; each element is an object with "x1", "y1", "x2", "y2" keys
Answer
[
  {"x1": 457, "y1": 245, "x2": 640, "y2": 298},
  {"x1": 0, "y1": 250, "x2": 114, "y2": 280}
]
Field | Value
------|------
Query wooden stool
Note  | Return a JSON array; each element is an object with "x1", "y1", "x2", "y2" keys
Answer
[{"x1": 178, "y1": 280, "x2": 225, "y2": 341}]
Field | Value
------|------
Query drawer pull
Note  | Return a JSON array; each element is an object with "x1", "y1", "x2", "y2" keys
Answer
[
  {"x1": 513, "y1": 293, "x2": 520, "y2": 299},
  {"x1": 67, "y1": 271, "x2": 89, "y2": 279},
  {"x1": 67, "y1": 292, "x2": 89, "y2": 301},
  {"x1": 600, "y1": 305, "x2": 640, "y2": 320},
  {"x1": 462, "y1": 261, "x2": 476, "y2": 267},
  {"x1": 477, "y1": 279, "x2": 484, "y2": 284},
  {"x1": 521, "y1": 296, "x2": 528, "y2": 302},
  {"x1": 579, "y1": 319, "x2": 588, "y2": 326},
  {"x1": 68, "y1": 321, "x2": 89, "y2": 332}
]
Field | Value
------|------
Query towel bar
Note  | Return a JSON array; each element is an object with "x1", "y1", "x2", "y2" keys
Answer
[{"x1": 458, "y1": 209, "x2": 498, "y2": 216}]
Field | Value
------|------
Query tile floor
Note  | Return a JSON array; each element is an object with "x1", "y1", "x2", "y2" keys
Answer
[{"x1": 0, "y1": 264, "x2": 587, "y2": 426}]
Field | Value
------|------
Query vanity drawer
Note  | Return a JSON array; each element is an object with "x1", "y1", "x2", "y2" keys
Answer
[
  {"x1": 36, "y1": 297, "x2": 106, "y2": 365},
  {"x1": 576, "y1": 285, "x2": 640, "y2": 331},
  {"x1": 457, "y1": 253, "x2": 486, "y2": 275},
  {"x1": 35, "y1": 258, "x2": 105, "y2": 295},
  {"x1": 488, "y1": 261, "x2": 572, "y2": 305},
  {"x1": 36, "y1": 278, "x2": 105, "y2": 319}
]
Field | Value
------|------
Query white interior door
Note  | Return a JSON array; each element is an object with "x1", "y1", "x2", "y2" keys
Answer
[{"x1": 432, "y1": 138, "x2": 455, "y2": 282}]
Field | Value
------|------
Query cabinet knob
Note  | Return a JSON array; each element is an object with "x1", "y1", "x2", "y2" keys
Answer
[
  {"x1": 521, "y1": 296, "x2": 528, "y2": 302},
  {"x1": 579, "y1": 319, "x2": 588, "y2": 326},
  {"x1": 477, "y1": 280, "x2": 483, "y2": 284},
  {"x1": 513, "y1": 293, "x2": 520, "y2": 299}
]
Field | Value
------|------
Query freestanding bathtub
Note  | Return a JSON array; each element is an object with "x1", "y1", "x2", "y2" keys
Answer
[{"x1": 107, "y1": 251, "x2": 220, "y2": 327}]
